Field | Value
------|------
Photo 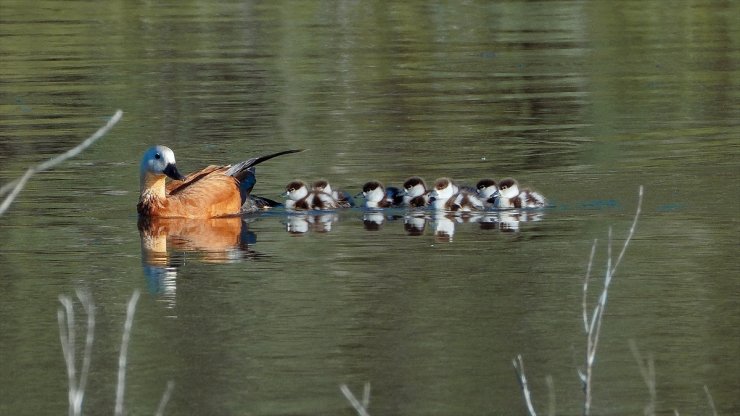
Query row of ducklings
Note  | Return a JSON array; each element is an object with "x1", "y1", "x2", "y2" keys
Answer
[{"x1": 283, "y1": 177, "x2": 546, "y2": 211}]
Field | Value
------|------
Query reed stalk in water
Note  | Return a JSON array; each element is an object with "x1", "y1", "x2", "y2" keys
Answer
[
  {"x1": 0, "y1": 110, "x2": 122, "y2": 216},
  {"x1": 579, "y1": 186, "x2": 642, "y2": 415},
  {"x1": 513, "y1": 186, "x2": 643, "y2": 415},
  {"x1": 57, "y1": 289, "x2": 173, "y2": 415},
  {"x1": 340, "y1": 382, "x2": 372, "y2": 416}
]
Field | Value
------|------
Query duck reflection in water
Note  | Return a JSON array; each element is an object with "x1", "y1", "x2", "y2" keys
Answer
[{"x1": 139, "y1": 216, "x2": 260, "y2": 297}]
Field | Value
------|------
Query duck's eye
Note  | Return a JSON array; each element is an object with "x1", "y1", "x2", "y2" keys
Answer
[{"x1": 154, "y1": 153, "x2": 161, "y2": 160}]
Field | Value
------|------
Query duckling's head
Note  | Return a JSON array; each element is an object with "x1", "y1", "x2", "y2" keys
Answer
[
  {"x1": 403, "y1": 176, "x2": 427, "y2": 198},
  {"x1": 430, "y1": 177, "x2": 456, "y2": 200},
  {"x1": 312, "y1": 179, "x2": 332, "y2": 195},
  {"x1": 284, "y1": 180, "x2": 309, "y2": 201},
  {"x1": 497, "y1": 178, "x2": 520, "y2": 199},
  {"x1": 361, "y1": 181, "x2": 386, "y2": 203},
  {"x1": 476, "y1": 178, "x2": 499, "y2": 199}
]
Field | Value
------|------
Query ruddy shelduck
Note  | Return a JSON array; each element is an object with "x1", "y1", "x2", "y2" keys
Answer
[{"x1": 137, "y1": 145, "x2": 302, "y2": 218}]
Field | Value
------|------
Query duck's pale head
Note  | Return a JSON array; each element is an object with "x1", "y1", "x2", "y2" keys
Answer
[{"x1": 140, "y1": 145, "x2": 185, "y2": 183}]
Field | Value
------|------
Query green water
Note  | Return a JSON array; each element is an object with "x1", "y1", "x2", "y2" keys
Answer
[{"x1": 1, "y1": 1, "x2": 738, "y2": 415}]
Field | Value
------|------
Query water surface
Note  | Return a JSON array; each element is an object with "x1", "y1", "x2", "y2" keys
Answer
[{"x1": 1, "y1": 1, "x2": 738, "y2": 415}]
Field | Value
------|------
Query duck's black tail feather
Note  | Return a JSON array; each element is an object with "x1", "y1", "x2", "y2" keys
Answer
[{"x1": 226, "y1": 149, "x2": 304, "y2": 182}]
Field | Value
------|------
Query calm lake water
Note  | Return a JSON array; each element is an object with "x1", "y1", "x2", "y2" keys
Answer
[{"x1": 1, "y1": 0, "x2": 738, "y2": 415}]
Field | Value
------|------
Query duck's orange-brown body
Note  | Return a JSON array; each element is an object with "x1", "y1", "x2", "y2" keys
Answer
[
  {"x1": 137, "y1": 147, "x2": 301, "y2": 219},
  {"x1": 138, "y1": 166, "x2": 241, "y2": 218}
]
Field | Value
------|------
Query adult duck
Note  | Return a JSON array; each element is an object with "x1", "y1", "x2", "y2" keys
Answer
[{"x1": 137, "y1": 145, "x2": 301, "y2": 218}]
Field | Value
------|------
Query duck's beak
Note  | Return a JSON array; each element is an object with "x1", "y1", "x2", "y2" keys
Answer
[{"x1": 163, "y1": 163, "x2": 185, "y2": 180}]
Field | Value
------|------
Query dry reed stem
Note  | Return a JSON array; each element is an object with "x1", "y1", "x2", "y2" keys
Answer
[
  {"x1": 340, "y1": 383, "x2": 372, "y2": 416},
  {"x1": 581, "y1": 185, "x2": 643, "y2": 415},
  {"x1": 703, "y1": 385, "x2": 718, "y2": 416},
  {"x1": 0, "y1": 110, "x2": 123, "y2": 215},
  {"x1": 512, "y1": 355, "x2": 538, "y2": 416},
  {"x1": 545, "y1": 375, "x2": 555, "y2": 416},
  {"x1": 114, "y1": 289, "x2": 141, "y2": 416},
  {"x1": 629, "y1": 340, "x2": 656, "y2": 416},
  {"x1": 155, "y1": 381, "x2": 176, "y2": 416},
  {"x1": 57, "y1": 290, "x2": 96, "y2": 416}
]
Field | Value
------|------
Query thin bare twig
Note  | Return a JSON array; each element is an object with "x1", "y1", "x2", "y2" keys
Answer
[
  {"x1": 513, "y1": 355, "x2": 538, "y2": 416},
  {"x1": 582, "y1": 239, "x2": 598, "y2": 332},
  {"x1": 703, "y1": 385, "x2": 718, "y2": 416},
  {"x1": 340, "y1": 384, "x2": 371, "y2": 416},
  {"x1": 114, "y1": 290, "x2": 141, "y2": 416},
  {"x1": 155, "y1": 381, "x2": 176, "y2": 416},
  {"x1": 581, "y1": 186, "x2": 644, "y2": 416},
  {"x1": 362, "y1": 382, "x2": 371, "y2": 409},
  {"x1": 57, "y1": 291, "x2": 96, "y2": 416},
  {"x1": 545, "y1": 375, "x2": 555, "y2": 416},
  {"x1": 0, "y1": 109, "x2": 123, "y2": 215},
  {"x1": 629, "y1": 340, "x2": 656, "y2": 416}
]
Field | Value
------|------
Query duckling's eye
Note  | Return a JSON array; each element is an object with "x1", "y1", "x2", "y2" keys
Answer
[{"x1": 154, "y1": 153, "x2": 161, "y2": 160}]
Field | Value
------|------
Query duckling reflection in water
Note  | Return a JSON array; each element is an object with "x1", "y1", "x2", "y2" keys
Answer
[
  {"x1": 284, "y1": 212, "x2": 339, "y2": 234},
  {"x1": 404, "y1": 212, "x2": 427, "y2": 236}
]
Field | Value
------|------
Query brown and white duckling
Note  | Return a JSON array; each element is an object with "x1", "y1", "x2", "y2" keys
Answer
[
  {"x1": 495, "y1": 178, "x2": 546, "y2": 209},
  {"x1": 429, "y1": 178, "x2": 484, "y2": 211},
  {"x1": 429, "y1": 178, "x2": 456, "y2": 210},
  {"x1": 359, "y1": 181, "x2": 393, "y2": 208},
  {"x1": 312, "y1": 179, "x2": 354, "y2": 208},
  {"x1": 283, "y1": 180, "x2": 339, "y2": 210},
  {"x1": 402, "y1": 176, "x2": 430, "y2": 208},
  {"x1": 476, "y1": 178, "x2": 500, "y2": 207}
]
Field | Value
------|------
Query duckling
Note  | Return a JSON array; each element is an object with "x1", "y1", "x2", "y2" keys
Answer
[
  {"x1": 429, "y1": 178, "x2": 484, "y2": 211},
  {"x1": 495, "y1": 178, "x2": 546, "y2": 209},
  {"x1": 428, "y1": 178, "x2": 456, "y2": 210},
  {"x1": 283, "y1": 180, "x2": 339, "y2": 210},
  {"x1": 445, "y1": 191, "x2": 485, "y2": 212},
  {"x1": 385, "y1": 186, "x2": 405, "y2": 207},
  {"x1": 476, "y1": 178, "x2": 500, "y2": 207},
  {"x1": 359, "y1": 181, "x2": 393, "y2": 208},
  {"x1": 402, "y1": 176, "x2": 430, "y2": 208},
  {"x1": 312, "y1": 179, "x2": 354, "y2": 208}
]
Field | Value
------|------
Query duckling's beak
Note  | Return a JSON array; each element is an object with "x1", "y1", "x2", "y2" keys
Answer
[
  {"x1": 163, "y1": 163, "x2": 185, "y2": 181},
  {"x1": 354, "y1": 191, "x2": 365, "y2": 199},
  {"x1": 487, "y1": 190, "x2": 500, "y2": 204}
]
